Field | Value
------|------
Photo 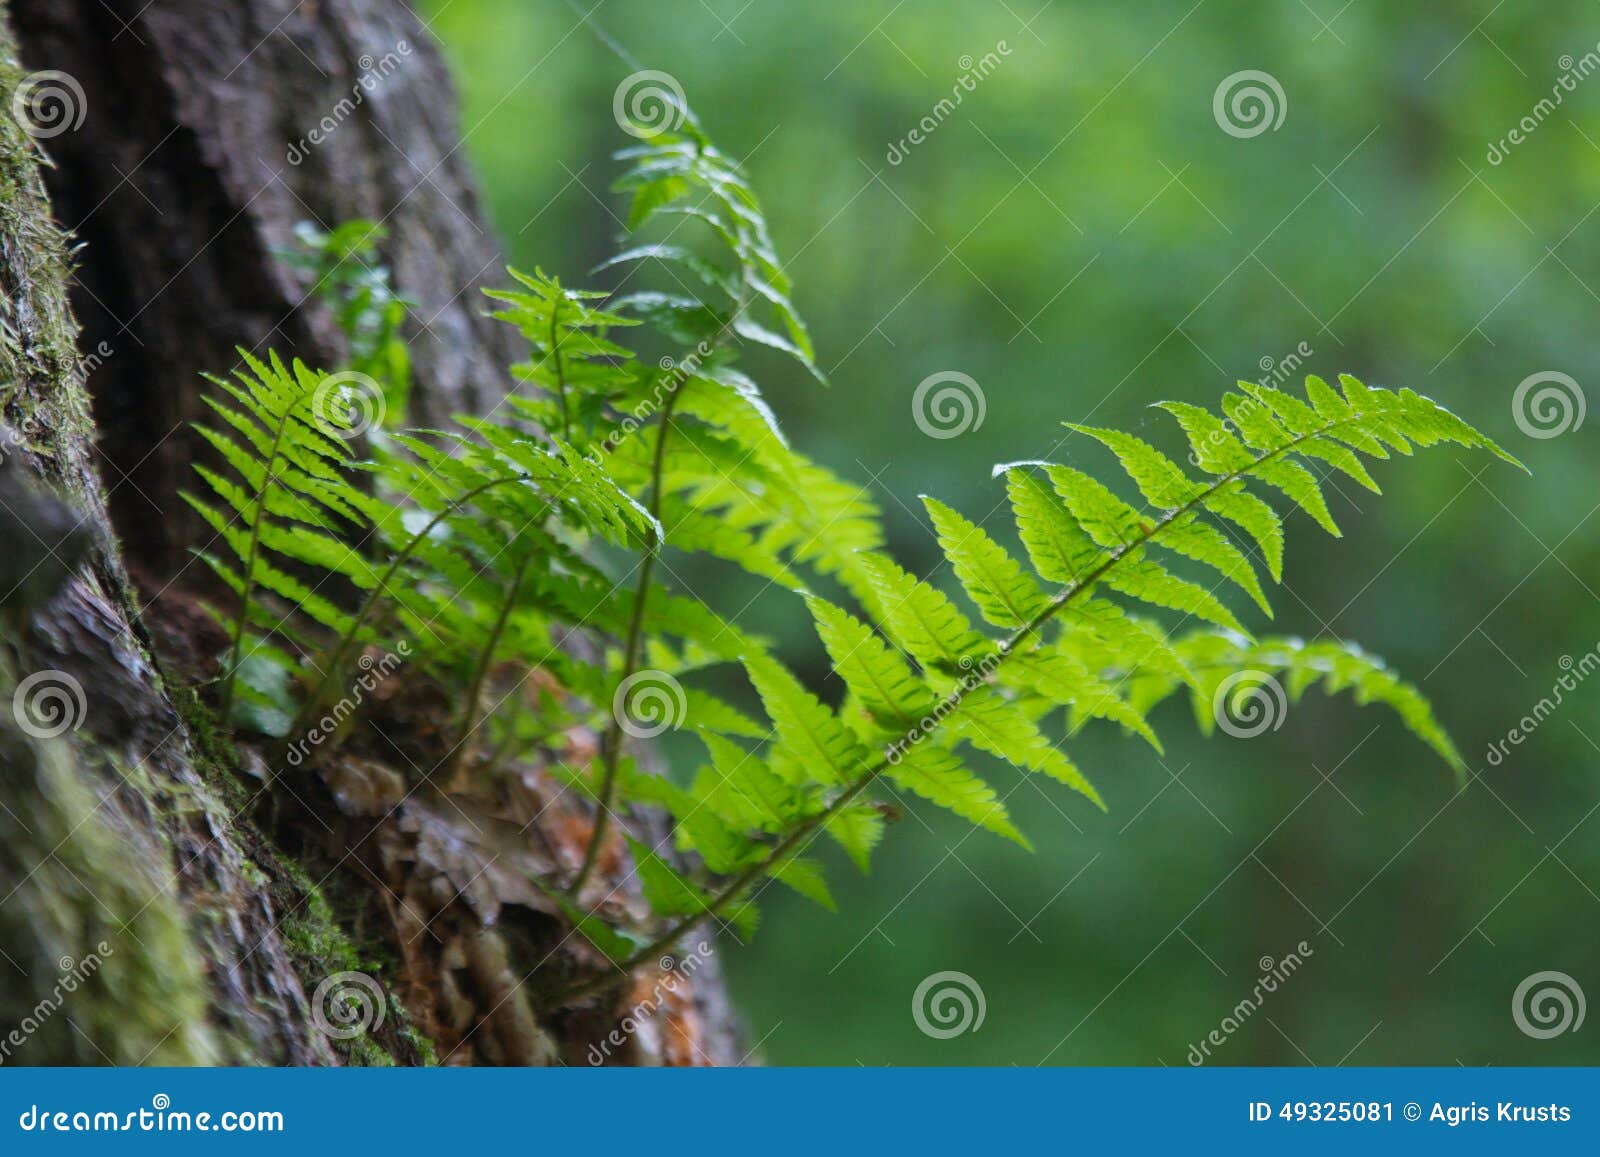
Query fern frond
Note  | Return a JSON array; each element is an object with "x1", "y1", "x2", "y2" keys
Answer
[
  {"x1": 923, "y1": 496, "x2": 1048, "y2": 628},
  {"x1": 188, "y1": 349, "x2": 371, "y2": 727},
  {"x1": 806, "y1": 596, "x2": 936, "y2": 732},
  {"x1": 1131, "y1": 630, "x2": 1465, "y2": 775},
  {"x1": 885, "y1": 745, "x2": 1031, "y2": 849}
]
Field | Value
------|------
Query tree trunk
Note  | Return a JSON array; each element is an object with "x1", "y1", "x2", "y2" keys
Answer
[{"x1": 0, "y1": 0, "x2": 743, "y2": 1066}]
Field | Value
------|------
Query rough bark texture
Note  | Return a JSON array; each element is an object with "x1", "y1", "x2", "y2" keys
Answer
[
  {"x1": 0, "y1": 0, "x2": 743, "y2": 1066},
  {"x1": 12, "y1": 0, "x2": 520, "y2": 575}
]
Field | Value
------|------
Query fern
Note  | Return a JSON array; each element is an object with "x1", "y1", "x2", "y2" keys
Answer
[
  {"x1": 183, "y1": 95, "x2": 1524, "y2": 1011},
  {"x1": 184, "y1": 350, "x2": 378, "y2": 732},
  {"x1": 281, "y1": 220, "x2": 413, "y2": 423}
]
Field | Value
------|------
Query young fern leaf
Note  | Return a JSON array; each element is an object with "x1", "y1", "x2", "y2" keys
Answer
[
  {"x1": 185, "y1": 349, "x2": 375, "y2": 731},
  {"x1": 486, "y1": 268, "x2": 641, "y2": 444}
]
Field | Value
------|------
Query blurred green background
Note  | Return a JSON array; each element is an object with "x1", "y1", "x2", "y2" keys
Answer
[{"x1": 421, "y1": 0, "x2": 1599, "y2": 1064}]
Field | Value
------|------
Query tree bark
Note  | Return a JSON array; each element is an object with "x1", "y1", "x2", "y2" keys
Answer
[{"x1": 1, "y1": 0, "x2": 743, "y2": 1066}]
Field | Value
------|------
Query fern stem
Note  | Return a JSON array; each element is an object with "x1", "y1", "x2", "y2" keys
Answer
[
  {"x1": 446, "y1": 545, "x2": 538, "y2": 786},
  {"x1": 218, "y1": 408, "x2": 295, "y2": 723},
  {"x1": 549, "y1": 295, "x2": 572, "y2": 443},
  {"x1": 546, "y1": 418, "x2": 1360, "y2": 1005},
  {"x1": 569, "y1": 379, "x2": 688, "y2": 897},
  {"x1": 287, "y1": 472, "x2": 532, "y2": 746}
]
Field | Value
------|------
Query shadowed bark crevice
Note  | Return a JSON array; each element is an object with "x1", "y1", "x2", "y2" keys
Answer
[{"x1": 2, "y1": 0, "x2": 743, "y2": 1066}]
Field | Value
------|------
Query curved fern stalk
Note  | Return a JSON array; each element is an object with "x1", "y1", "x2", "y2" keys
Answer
[
  {"x1": 571, "y1": 119, "x2": 825, "y2": 893},
  {"x1": 548, "y1": 374, "x2": 1520, "y2": 1006},
  {"x1": 445, "y1": 542, "x2": 541, "y2": 788},
  {"x1": 548, "y1": 292, "x2": 572, "y2": 442},
  {"x1": 569, "y1": 354, "x2": 697, "y2": 897},
  {"x1": 284, "y1": 470, "x2": 535, "y2": 746},
  {"x1": 568, "y1": 272, "x2": 822, "y2": 894},
  {"x1": 368, "y1": 427, "x2": 661, "y2": 781}
]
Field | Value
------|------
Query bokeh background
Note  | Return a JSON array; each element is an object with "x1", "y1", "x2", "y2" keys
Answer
[{"x1": 421, "y1": 0, "x2": 1599, "y2": 1065}]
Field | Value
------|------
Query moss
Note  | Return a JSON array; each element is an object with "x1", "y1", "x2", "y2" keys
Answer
[
  {"x1": 0, "y1": 705, "x2": 220, "y2": 1063},
  {"x1": 347, "y1": 1033, "x2": 397, "y2": 1067},
  {"x1": 276, "y1": 859, "x2": 367, "y2": 976},
  {"x1": 400, "y1": 1021, "x2": 440, "y2": 1067},
  {"x1": 237, "y1": 857, "x2": 270, "y2": 890}
]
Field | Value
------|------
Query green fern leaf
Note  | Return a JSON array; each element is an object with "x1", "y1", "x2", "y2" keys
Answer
[
  {"x1": 923, "y1": 496, "x2": 1049, "y2": 627},
  {"x1": 885, "y1": 745, "x2": 1031, "y2": 849}
]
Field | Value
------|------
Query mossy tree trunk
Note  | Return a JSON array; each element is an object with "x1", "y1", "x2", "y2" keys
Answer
[{"x1": 0, "y1": 0, "x2": 742, "y2": 1066}]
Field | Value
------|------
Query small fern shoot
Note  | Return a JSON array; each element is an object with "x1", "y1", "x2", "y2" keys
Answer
[{"x1": 184, "y1": 350, "x2": 378, "y2": 732}]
